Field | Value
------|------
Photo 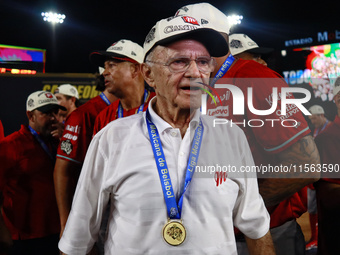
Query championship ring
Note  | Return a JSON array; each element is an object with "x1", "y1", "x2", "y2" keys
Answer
[{"x1": 162, "y1": 220, "x2": 186, "y2": 246}]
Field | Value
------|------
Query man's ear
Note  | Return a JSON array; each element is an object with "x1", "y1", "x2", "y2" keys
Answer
[
  {"x1": 141, "y1": 63, "x2": 156, "y2": 89},
  {"x1": 26, "y1": 111, "x2": 35, "y2": 122},
  {"x1": 130, "y1": 63, "x2": 141, "y2": 78}
]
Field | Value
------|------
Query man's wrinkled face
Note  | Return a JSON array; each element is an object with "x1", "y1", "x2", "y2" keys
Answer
[{"x1": 144, "y1": 40, "x2": 212, "y2": 110}]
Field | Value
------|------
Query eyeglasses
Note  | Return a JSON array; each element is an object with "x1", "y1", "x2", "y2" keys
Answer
[{"x1": 146, "y1": 57, "x2": 216, "y2": 74}]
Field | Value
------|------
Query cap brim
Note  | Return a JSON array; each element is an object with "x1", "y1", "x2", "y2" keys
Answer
[
  {"x1": 247, "y1": 47, "x2": 274, "y2": 55},
  {"x1": 36, "y1": 104, "x2": 66, "y2": 113},
  {"x1": 89, "y1": 51, "x2": 129, "y2": 67},
  {"x1": 149, "y1": 28, "x2": 229, "y2": 59}
]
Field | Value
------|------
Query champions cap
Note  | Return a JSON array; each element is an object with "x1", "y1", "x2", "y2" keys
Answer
[
  {"x1": 55, "y1": 84, "x2": 79, "y2": 99},
  {"x1": 229, "y1": 34, "x2": 274, "y2": 56},
  {"x1": 90, "y1": 39, "x2": 144, "y2": 66},
  {"x1": 27, "y1": 91, "x2": 66, "y2": 113},
  {"x1": 175, "y1": 3, "x2": 230, "y2": 34},
  {"x1": 309, "y1": 105, "x2": 325, "y2": 115},
  {"x1": 143, "y1": 15, "x2": 229, "y2": 59},
  {"x1": 333, "y1": 76, "x2": 340, "y2": 96}
]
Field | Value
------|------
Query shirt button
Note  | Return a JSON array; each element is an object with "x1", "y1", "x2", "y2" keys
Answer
[
  {"x1": 179, "y1": 152, "x2": 184, "y2": 156},
  {"x1": 170, "y1": 131, "x2": 177, "y2": 137}
]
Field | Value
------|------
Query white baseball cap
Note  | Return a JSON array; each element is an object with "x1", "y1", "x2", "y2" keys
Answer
[
  {"x1": 229, "y1": 33, "x2": 273, "y2": 56},
  {"x1": 90, "y1": 39, "x2": 144, "y2": 66},
  {"x1": 309, "y1": 105, "x2": 325, "y2": 115},
  {"x1": 55, "y1": 84, "x2": 79, "y2": 99},
  {"x1": 143, "y1": 15, "x2": 229, "y2": 60},
  {"x1": 27, "y1": 91, "x2": 66, "y2": 112},
  {"x1": 175, "y1": 3, "x2": 230, "y2": 34},
  {"x1": 333, "y1": 76, "x2": 340, "y2": 96}
]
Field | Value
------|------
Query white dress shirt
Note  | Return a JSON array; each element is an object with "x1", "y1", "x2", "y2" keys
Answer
[{"x1": 59, "y1": 97, "x2": 269, "y2": 255}]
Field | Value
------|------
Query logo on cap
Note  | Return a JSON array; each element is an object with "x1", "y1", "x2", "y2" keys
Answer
[
  {"x1": 181, "y1": 16, "x2": 199, "y2": 25},
  {"x1": 145, "y1": 28, "x2": 156, "y2": 44},
  {"x1": 230, "y1": 39, "x2": 243, "y2": 49},
  {"x1": 28, "y1": 99, "x2": 34, "y2": 108},
  {"x1": 44, "y1": 92, "x2": 53, "y2": 98},
  {"x1": 201, "y1": 19, "x2": 209, "y2": 25},
  {"x1": 70, "y1": 88, "x2": 77, "y2": 95}
]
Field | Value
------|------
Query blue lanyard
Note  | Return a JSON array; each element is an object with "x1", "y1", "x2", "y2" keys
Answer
[
  {"x1": 117, "y1": 89, "x2": 148, "y2": 118},
  {"x1": 100, "y1": 92, "x2": 111, "y2": 106},
  {"x1": 315, "y1": 120, "x2": 329, "y2": 136},
  {"x1": 211, "y1": 54, "x2": 235, "y2": 86},
  {"x1": 145, "y1": 110, "x2": 204, "y2": 219},
  {"x1": 28, "y1": 126, "x2": 55, "y2": 162}
]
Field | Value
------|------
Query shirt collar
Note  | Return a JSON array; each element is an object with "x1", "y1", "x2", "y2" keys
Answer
[{"x1": 143, "y1": 97, "x2": 201, "y2": 134}]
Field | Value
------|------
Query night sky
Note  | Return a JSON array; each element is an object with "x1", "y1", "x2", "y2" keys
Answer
[{"x1": 1, "y1": 0, "x2": 337, "y2": 73}]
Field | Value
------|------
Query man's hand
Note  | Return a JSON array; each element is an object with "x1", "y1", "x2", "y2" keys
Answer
[{"x1": 51, "y1": 122, "x2": 65, "y2": 139}]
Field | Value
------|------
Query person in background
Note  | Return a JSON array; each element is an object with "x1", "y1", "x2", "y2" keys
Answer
[
  {"x1": 52, "y1": 84, "x2": 80, "y2": 139},
  {"x1": 308, "y1": 105, "x2": 331, "y2": 138},
  {"x1": 314, "y1": 78, "x2": 340, "y2": 255},
  {"x1": 305, "y1": 104, "x2": 331, "y2": 251},
  {"x1": 228, "y1": 33, "x2": 273, "y2": 66},
  {"x1": 54, "y1": 68, "x2": 117, "y2": 239},
  {"x1": 54, "y1": 84, "x2": 80, "y2": 120},
  {"x1": 176, "y1": 3, "x2": 320, "y2": 255},
  {"x1": 0, "y1": 91, "x2": 66, "y2": 255},
  {"x1": 90, "y1": 39, "x2": 155, "y2": 135}
]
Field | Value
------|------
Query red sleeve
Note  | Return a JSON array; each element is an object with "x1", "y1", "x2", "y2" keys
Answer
[
  {"x1": 57, "y1": 110, "x2": 90, "y2": 164},
  {"x1": 0, "y1": 120, "x2": 4, "y2": 140},
  {"x1": 243, "y1": 76, "x2": 310, "y2": 153}
]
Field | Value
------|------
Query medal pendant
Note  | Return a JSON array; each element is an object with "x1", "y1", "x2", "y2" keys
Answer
[{"x1": 162, "y1": 219, "x2": 186, "y2": 246}]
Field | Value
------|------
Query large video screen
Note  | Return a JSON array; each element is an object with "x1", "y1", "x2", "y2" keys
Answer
[
  {"x1": 0, "y1": 44, "x2": 46, "y2": 73},
  {"x1": 281, "y1": 42, "x2": 340, "y2": 121}
]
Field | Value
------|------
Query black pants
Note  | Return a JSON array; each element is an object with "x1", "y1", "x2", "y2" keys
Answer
[{"x1": 9, "y1": 234, "x2": 59, "y2": 255}]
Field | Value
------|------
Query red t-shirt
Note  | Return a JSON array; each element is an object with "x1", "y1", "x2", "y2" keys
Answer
[
  {"x1": 315, "y1": 115, "x2": 340, "y2": 184},
  {"x1": 57, "y1": 95, "x2": 109, "y2": 164},
  {"x1": 93, "y1": 91, "x2": 156, "y2": 135},
  {"x1": 208, "y1": 59, "x2": 310, "y2": 228},
  {"x1": 0, "y1": 125, "x2": 60, "y2": 239}
]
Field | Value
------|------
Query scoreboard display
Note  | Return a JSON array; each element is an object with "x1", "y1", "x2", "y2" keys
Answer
[{"x1": 0, "y1": 44, "x2": 46, "y2": 73}]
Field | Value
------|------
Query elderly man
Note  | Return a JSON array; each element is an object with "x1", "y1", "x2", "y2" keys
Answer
[
  {"x1": 58, "y1": 16, "x2": 274, "y2": 255},
  {"x1": 0, "y1": 91, "x2": 66, "y2": 255},
  {"x1": 176, "y1": 3, "x2": 320, "y2": 255}
]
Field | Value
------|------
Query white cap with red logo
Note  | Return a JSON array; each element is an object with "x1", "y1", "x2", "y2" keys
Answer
[
  {"x1": 143, "y1": 15, "x2": 229, "y2": 60},
  {"x1": 26, "y1": 91, "x2": 66, "y2": 113},
  {"x1": 175, "y1": 3, "x2": 230, "y2": 34}
]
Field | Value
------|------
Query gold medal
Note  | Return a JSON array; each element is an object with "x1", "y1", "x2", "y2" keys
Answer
[{"x1": 162, "y1": 220, "x2": 186, "y2": 246}]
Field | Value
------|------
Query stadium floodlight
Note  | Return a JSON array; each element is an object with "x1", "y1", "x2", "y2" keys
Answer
[
  {"x1": 227, "y1": 15, "x2": 243, "y2": 27},
  {"x1": 41, "y1": 12, "x2": 66, "y2": 24}
]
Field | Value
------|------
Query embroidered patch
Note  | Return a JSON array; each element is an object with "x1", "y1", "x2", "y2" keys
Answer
[{"x1": 60, "y1": 140, "x2": 73, "y2": 155}]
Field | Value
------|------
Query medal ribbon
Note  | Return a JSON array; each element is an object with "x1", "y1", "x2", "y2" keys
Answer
[
  {"x1": 211, "y1": 54, "x2": 235, "y2": 86},
  {"x1": 100, "y1": 92, "x2": 111, "y2": 106},
  {"x1": 145, "y1": 109, "x2": 204, "y2": 219},
  {"x1": 117, "y1": 89, "x2": 148, "y2": 118},
  {"x1": 28, "y1": 125, "x2": 56, "y2": 162}
]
